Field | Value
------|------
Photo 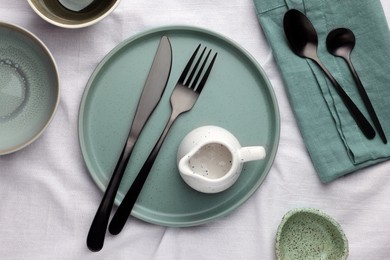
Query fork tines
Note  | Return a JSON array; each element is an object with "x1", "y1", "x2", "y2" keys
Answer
[{"x1": 179, "y1": 44, "x2": 218, "y2": 93}]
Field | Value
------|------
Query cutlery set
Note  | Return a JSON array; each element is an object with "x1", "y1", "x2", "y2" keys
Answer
[
  {"x1": 86, "y1": 36, "x2": 217, "y2": 252},
  {"x1": 109, "y1": 44, "x2": 217, "y2": 235},
  {"x1": 283, "y1": 9, "x2": 386, "y2": 143},
  {"x1": 84, "y1": 8, "x2": 384, "y2": 252}
]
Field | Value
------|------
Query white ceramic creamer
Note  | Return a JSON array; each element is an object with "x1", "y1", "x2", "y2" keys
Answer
[{"x1": 177, "y1": 125, "x2": 266, "y2": 193}]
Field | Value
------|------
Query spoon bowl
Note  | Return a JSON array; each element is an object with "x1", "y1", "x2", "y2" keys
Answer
[
  {"x1": 283, "y1": 9, "x2": 319, "y2": 59},
  {"x1": 326, "y1": 28, "x2": 356, "y2": 58},
  {"x1": 283, "y1": 9, "x2": 375, "y2": 140}
]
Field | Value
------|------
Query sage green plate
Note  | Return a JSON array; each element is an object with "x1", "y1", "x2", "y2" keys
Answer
[
  {"x1": 276, "y1": 208, "x2": 349, "y2": 260},
  {"x1": 79, "y1": 26, "x2": 280, "y2": 226},
  {"x1": 0, "y1": 22, "x2": 59, "y2": 155}
]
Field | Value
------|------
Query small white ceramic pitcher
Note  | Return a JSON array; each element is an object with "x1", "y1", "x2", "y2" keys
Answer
[{"x1": 177, "y1": 125, "x2": 266, "y2": 193}]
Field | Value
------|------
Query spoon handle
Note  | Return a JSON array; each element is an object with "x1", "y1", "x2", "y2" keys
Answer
[
  {"x1": 311, "y1": 57, "x2": 375, "y2": 139},
  {"x1": 346, "y1": 57, "x2": 387, "y2": 143}
]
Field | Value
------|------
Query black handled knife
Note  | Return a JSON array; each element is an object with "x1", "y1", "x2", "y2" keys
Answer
[{"x1": 87, "y1": 36, "x2": 172, "y2": 252}]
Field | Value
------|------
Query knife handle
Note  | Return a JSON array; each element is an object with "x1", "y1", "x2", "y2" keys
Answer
[
  {"x1": 108, "y1": 113, "x2": 177, "y2": 235},
  {"x1": 86, "y1": 139, "x2": 135, "y2": 252}
]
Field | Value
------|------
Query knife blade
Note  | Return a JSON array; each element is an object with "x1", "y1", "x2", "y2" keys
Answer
[{"x1": 86, "y1": 36, "x2": 172, "y2": 252}]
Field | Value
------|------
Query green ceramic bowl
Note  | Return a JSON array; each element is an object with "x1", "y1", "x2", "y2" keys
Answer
[
  {"x1": 27, "y1": 0, "x2": 121, "y2": 29},
  {"x1": 276, "y1": 208, "x2": 348, "y2": 260},
  {"x1": 0, "y1": 22, "x2": 59, "y2": 155}
]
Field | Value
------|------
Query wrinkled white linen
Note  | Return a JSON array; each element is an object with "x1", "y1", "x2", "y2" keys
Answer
[{"x1": 0, "y1": 1, "x2": 389, "y2": 259}]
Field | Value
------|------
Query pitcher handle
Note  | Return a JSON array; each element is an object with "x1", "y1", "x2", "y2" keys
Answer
[{"x1": 238, "y1": 146, "x2": 266, "y2": 163}]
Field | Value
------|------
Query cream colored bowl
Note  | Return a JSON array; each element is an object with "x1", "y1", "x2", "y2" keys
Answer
[{"x1": 27, "y1": 0, "x2": 121, "y2": 29}]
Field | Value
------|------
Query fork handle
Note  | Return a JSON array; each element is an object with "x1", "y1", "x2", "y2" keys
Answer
[{"x1": 108, "y1": 112, "x2": 178, "y2": 235}]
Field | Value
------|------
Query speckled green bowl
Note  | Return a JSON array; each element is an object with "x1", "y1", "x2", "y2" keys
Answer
[
  {"x1": 276, "y1": 208, "x2": 348, "y2": 260},
  {"x1": 0, "y1": 22, "x2": 59, "y2": 155}
]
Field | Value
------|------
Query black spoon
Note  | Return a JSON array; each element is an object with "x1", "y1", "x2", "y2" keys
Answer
[
  {"x1": 283, "y1": 9, "x2": 375, "y2": 140},
  {"x1": 326, "y1": 28, "x2": 387, "y2": 144}
]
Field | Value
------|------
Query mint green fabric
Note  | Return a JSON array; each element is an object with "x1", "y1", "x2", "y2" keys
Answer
[{"x1": 254, "y1": 0, "x2": 390, "y2": 182}]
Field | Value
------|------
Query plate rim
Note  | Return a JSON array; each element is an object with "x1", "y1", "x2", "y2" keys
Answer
[{"x1": 78, "y1": 25, "x2": 280, "y2": 226}]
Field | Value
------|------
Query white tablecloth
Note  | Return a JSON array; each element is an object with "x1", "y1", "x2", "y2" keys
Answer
[{"x1": 0, "y1": 1, "x2": 389, "y2": 259}]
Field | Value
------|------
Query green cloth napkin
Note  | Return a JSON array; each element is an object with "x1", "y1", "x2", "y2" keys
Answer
[{"x1": 253, "y1": 0, "x2": 390, "y2": 182}]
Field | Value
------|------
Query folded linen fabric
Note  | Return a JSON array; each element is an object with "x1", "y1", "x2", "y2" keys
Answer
[{"x1": 254, "y1": 0, "x2": 390, "y2": 182}]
